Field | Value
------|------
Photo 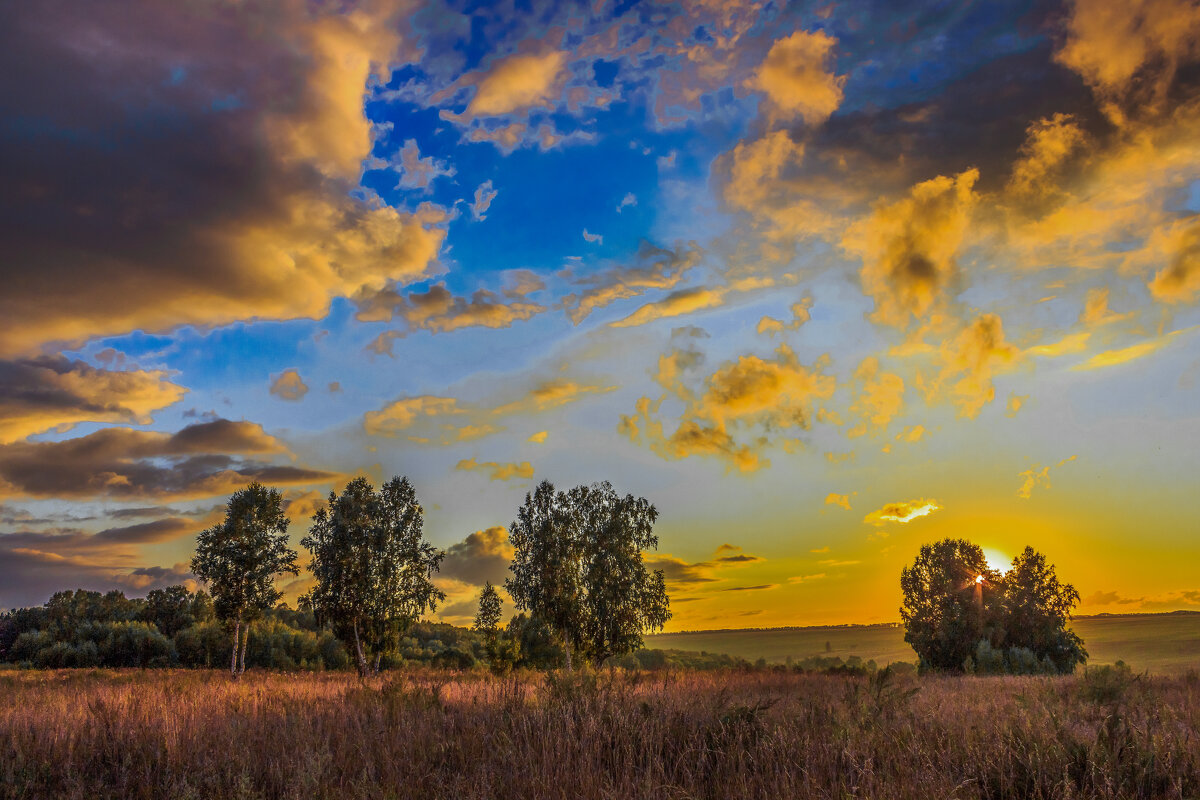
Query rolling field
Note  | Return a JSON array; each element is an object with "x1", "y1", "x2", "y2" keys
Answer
[{"x1": 647, "y1": 612, "x2": 1200, "y2": 675}]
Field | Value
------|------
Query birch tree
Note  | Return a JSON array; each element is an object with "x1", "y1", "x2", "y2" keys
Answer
[
  {"x1": 190, "y1": 482, "x2": 298, "y2": 678},
  {"x1": 301, "y1": 476, "x2": 444, "y2": 677}
]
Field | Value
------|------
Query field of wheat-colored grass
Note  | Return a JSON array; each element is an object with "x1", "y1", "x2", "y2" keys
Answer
[{"x1": 2, "y1": 666, "x2": 1198, "y2": 800}]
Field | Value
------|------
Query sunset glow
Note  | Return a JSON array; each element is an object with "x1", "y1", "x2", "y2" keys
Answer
[{"x1": 1, "y1": 0, "x2": 1199, "y2": 630}]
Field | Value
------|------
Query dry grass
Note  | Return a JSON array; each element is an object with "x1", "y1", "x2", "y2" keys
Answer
[{"x1": 2, "y1": 667, "x2": 1198, "y2": 799}]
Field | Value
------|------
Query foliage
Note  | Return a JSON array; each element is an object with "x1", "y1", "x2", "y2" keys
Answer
[
  {"x1": 473, "y1": 583, "x2": 518, "y2": 674},
  {"x1": 899, "y1": 538, "x2": 1002, "y2": 672},
  {"x1": 191, "y1": 482, "x2": 299, "y2": 677},
  {"x1": 901, "y1": 539, "x2": 1087, "y2": 675},
  {"x1": 300, "y1": 476, "x2": 445, "y2": 677},
  {"x1": 506, "y1": 480, "x2": 670, "y2": 668},
  {"x1": 142, "y1": 586, "x2": 213, "y2": 638},
  {"x1": 1000, "y1": 545, "x2": 1087, "y2": 672}
]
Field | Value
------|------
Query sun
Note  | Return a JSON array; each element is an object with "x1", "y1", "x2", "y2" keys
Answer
[{"x1": 982, "y1": 548, "x2": 1010, "y2": 574}]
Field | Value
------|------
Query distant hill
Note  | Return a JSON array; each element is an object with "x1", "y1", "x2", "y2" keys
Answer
[{"x1": 645, "y1": 612, "x2": 1200, "y2": 675}]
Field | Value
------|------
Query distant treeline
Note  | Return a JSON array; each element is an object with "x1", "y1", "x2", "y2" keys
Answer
[{"x1": 0, "y1": 586, "x2": 904, "y2": 675}]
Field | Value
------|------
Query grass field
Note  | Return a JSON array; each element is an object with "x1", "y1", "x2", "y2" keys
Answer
[
  {"x1": 646, "y1": 612, "x2": 1200, "y2": 675},
  {"x1": 3, "y1": 667, "x2": 1199, "y2": 799}
]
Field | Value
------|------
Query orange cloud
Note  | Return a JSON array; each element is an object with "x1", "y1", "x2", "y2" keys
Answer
[
  {"x1": 842, "y1": 170, "x2": 979, "y2": 328},
  {"x1": 824, "y1": 493, "x2": 851, "y2": 510},
  {"x1": 1148, "y1": 218, "x2": 1200, "y2": 303},
  {"x1": 752, "y1": 30, "x2": 845, "y2": 125},
  {"x1": 850, "y1": 356, "x2": 905, "y2": 432},
  {"x1": 527, "y1": 431, "x2": 548, "y2": 444},
  {"x1": 1006, "y1": 114, "x2": 1088, "y2": 207},
  {"x1": 269, "y1": 369, "x2": 309, "y2": 402},
  {"x1": 609, "y1": 286, "x2": 726, "y2": 328},
  {"x1": 863, "y1": 499, "x2": 942, "y2": 525},
  {"x1": 561, "y1": 243, "x2": 701, "y2": 324},
  {"x1": 356, "y1": 282, "x2": 545, "y2": 336},
  {"x1": 1080, "y1": 288, "x2": 1135, "y2": 326},
  {"x1": 455, "y1": 458, "x2": 535, "y2": 482},
  {"x1": 923, "y1": 314, "x2": 1021, "y2": 418},
  {"x1": 364, "y1": 396, "x2": 462, "y2": 436},
  {"x1": 466, "y1": 51, "x2": 567, "y2": 118},
  {"x1": 1072, "y1": 326, "x2": 1197, "y2": 370},
  {"x1": 622, "y1": 343, "x2": 835, "y2": 472}
]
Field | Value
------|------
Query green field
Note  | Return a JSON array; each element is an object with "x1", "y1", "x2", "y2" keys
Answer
[{"x1": 646, "y1": 612, "x2": 1200, "y2": 675}]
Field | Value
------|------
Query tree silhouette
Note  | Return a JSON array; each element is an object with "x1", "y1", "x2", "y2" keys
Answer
[
  {"x1": 506, "y1": 480, "x2": 670, "y2": 669},
  {"x1": 1000, "y1": 546, "x2": 1086, "y2": 672},
  {"x1": 301, "y1": 476, "x2": 444, "y2": 677},
  {"x1": 899, "y1": 538, "x2": 1002, "y2": 672},
  {"x1": 191, "y1": 483, "x2": 298, "y2": 678}
]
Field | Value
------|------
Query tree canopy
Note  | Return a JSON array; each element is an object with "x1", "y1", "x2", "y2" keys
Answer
[
  {"x1": 300, "y1": 476, "x2": 445, "y2": 677},
  {"x1": 190, "y1": 482, "x2": 299, "y2": 677},
  {"x1": 900, "y1": 538, "x2": 1085, "y2": 674},
  {"x1": 506, "y1": 480, "x2": 670, "y2": 668}
]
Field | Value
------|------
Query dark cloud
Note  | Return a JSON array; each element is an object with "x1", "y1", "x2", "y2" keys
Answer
[
  {"x1": 0, "y1": 0, "x2": 443, "y2": 355},
  {"x1": 721, "y1": 584, "x2": 779, "y2": 592},
  {"x1": 93, "y1": 518, "x2": 196, "y2": 545},
  {"x1": 0, "y1": 356, "x2": 185, "y2": 444},
  {"x1": 440, "y1": 526, "x2": 513, "y2": 586},
  {"x1": 0, "y1": 419, "x2": 336, "y2": 500},
  {"x1": 644, "y1": 556, "x2": 718, "y2": 586}
]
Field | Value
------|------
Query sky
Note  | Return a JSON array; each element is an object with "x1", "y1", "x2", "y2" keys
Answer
[{"x1": 1, "y1": 0, "x2": 1198, "y2": 630}]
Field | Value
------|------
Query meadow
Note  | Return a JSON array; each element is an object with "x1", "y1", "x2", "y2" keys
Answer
[
  {"x1": 3, "y1": 666, "x2": 1199, "y2": 800},
  {"x1": 647, "y1": 613, "x2": 1200, "y2": 675}
]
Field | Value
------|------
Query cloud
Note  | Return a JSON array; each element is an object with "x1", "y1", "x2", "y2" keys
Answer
[
  {"x1": 0, "y1": 356, "x2": 186, "y2": 444},
  {"x1": 490, "y1": 379, "x2": 617, "y2": 416},
  {"x1": 269, "y1": 369, "x2": 309, "y2": 402},
  {"x1": 1083, "y1": 590, "x2": 1142, "y2": 606},
  {"x1": 609, "y1": 286, "x2": 726, "y2": 328},
  {"x1": 363, "y1": 396, "x2": 462, "y2": 436},
  {"x1": 464, "y1": 50, "x2": 567, "y2": 118},
  {"x1": 1017, "y1": 456, "x2": 1076, "y2": 499},
  {"x1": 471, "y1": 180, "x2": 498, "y2": 221},
  {"x1": 1072, "y1": 326, "x2": 1197, "y2": 370},
  {"x1": 389, "y1": 139, "x2": 455, "y2": 191},
  {"x1": 757, "y1": 297, "x2": 813, "y2": 337},
  {"x1": 356, "y1": 282, "x2": 546, "y2": 338},
  {"x1": 1080, "y1": 288, "x2": 1134, "y2": 326},
  {"x1": 1006, "y1": 393, "x2": 1028, "y2": 417},
  {"x1": 1148, "y1": 217, "x2": 1200, "y2": 303},
  {"x1": 721, "y1": 584, "x2": 778, "y2": 592},
  {"x1": 527, "y1": 431, "x2": 548, "y2": 443},
  {"x1": 849, "y1": 356, "x2": 905, "y2": 432},
  {"x1": 1055, "y1": 0, "x2": 1200, "y2": 121},
  {"x1": 93, "y1": 518, "x2": 197, "y2": 545},
  {"x1": 440, "y1": 526, "x2": 514, "y2": 586},
  {"x1": 1005, "y1": 114, "x2": 1088, "y2": 208},
  {"x1": 622, "y1": 343, "x2": 835, "y2": 472},
  {"x1": 787, "y1": 573, "x2": 826, "y2": 584},
  {"x1": 863, "y1": 499, "x2": 942, "y2": 525},
  {"x1": 752, "y1": 30, "x2": 845, "y2": 125},
  {"x1": 0, "y1": 419, "x2": 334, "y2": 500},
  {"x1": 617, "y1": 193, "x2": 637, "y2": 212},
  {"x1": 582, "y1": 229, "x2": 604, "y2": 244},
  {"x1": 825, "y1": 493, "x2": 851, "y2": 510},
  {"x1": 842, "y1": 170, "x2": 979, "y2": 328},
  {"x1": 923, "y1": 314, "x2": 1021, "y2": 418},
  {"x1": 0, "y1": 0, "x2": 444, "y2": 355},
  {"x1": 560, "y1": 242, "x2": 700, "y2": 324},
  {"x1": 455, "y1": 458, "x2": 534, "y2": 482}
]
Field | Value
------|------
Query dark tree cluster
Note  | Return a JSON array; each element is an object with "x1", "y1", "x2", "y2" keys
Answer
[{"x1": 900, "y1": 538, "x2": 1086, "y2": 674}]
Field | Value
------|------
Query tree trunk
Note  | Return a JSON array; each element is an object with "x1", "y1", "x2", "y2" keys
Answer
[
  {"x1": 562, "y1": 625, "x2": 573, "y2": 672},
  {"x1": 230, "y1": 620, "x2": 241, "y2": 679},
  {"x1": 352, "y1": 619, "x2": 368, "y2": 678},
  {"x1": 238, "y1": 626, "x2": 248, "y2": 675},
  {"x1": 372, "y1": 652, "x2": 382, "y2": 676}
]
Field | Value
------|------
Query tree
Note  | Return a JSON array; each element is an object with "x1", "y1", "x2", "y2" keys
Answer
[
  {"x1": 191, "y1": 482, "x2": 298, "y2": 678},
  {"x1": 572, "y1": 482, "x2": 670, "y2": 665},
  {"x1": 300, "y1": 476, "x2": 445, "y2": 677},
  {"x1": 506, "y1": 481, "x2": 583, "y2": 669},
  {"x1": 142, "y1": 585, "x2": 210, "y2": 638},
  {"x1": 1000, "y1": 546, "x2": 1086, "y2": 673},
  {"x1": 474, "y1": 582, "x2": 518, "y2": 674},
  {"x1": 899, "y1": 538, "x2": 1002, "y2": 672},
  {"x1": 506, "y1": 480, "x2": 671, "y2": 670}
]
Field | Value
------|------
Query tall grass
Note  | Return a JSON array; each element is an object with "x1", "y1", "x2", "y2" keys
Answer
[{"x1": 2, "y1": 667, "x2": 1197, "y2": 799}]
